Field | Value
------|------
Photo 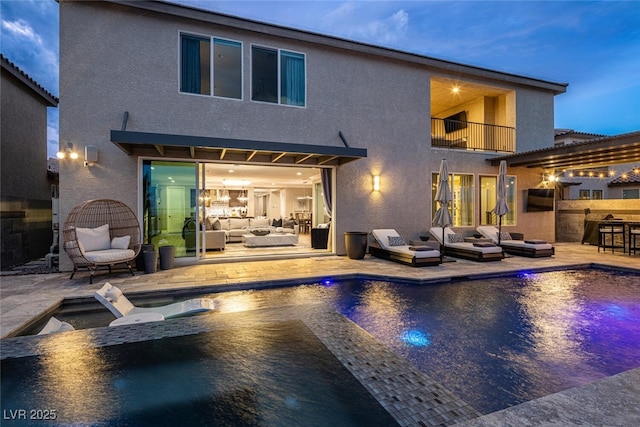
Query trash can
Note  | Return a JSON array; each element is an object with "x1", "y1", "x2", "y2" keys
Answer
[
  {"x1": 136, "y1": 244, "x2": 155, "y2": 271},
  {"x1": 159, "y1": 245, "x2": 176, "y2": 270},
  {"x1": 344, "y1": 231, "x2": 368, "y2": 259},
  {"x1": 143, "y1": 249, "x2": 158, "y2": 274}
]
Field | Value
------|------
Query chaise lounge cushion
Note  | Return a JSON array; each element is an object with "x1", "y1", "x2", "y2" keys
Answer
[{"x1": 372, "y1": 229, "x2": 440, "y2": 259}]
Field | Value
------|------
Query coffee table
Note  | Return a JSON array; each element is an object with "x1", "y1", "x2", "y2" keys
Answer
[{"x1": 242, "y1": 233, "x2": 298, "y2": 247}]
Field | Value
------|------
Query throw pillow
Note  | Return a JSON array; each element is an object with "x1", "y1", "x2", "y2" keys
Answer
[
  {"x1": 498, "y1": 231, "x2": 512, "y2": 241},
  {"x1": 212, "y1": 218, "x2": 221, "y2": 230},
  {"x1": 272, "y1": 218, "x2": 283, "y2": 227},
  {"x1": 205, "y1": 217, "x2": 213, "y2": 230},
  {"x1": 388, "y1": 235, "x2": 406, "y2": 246},
  {"x1": 104, "y1": 285, "x2": 123, "y2": 303},
  {"x1": 111, "y1": 235, "x2": 131, "y2": 249},
  {"x1": 76, "y1": 224, "x2": 111, "y2": 252},
  {"x1": 447, "y1": 233, "x2": 465, "y2": 243},
  {"x1": 283, "y1": 219, "x2": 295, "y2": 229}
]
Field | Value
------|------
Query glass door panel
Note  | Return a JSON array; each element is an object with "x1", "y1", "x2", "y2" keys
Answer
[{"x1": 142, "y1": 160, "x2": 197, "y2": 257}]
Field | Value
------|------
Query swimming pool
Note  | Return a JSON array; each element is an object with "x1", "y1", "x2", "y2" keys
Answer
[
  {"x1": 1, "y1": 318, "x2": 399, "y2": 426},
  {"x1": 5, "y1": 268, "x2": 640, "y2": 418},
  {"x1": 204, "y1": 268, "x2": 640, "y2": 414}
]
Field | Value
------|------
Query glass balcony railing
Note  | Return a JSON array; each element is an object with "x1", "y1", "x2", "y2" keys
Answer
[{"x1": 431, "y1": 118, "x2": 515, "y2": 153}]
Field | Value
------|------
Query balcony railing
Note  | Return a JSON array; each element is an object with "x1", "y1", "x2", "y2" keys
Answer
[{"x1": 431, "y1": 118, "x2": 515, "y2": 153}]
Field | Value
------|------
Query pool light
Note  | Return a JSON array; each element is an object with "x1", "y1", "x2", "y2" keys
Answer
[{"x1": 401, "y1": 330, "x2": 431, "y2": 347}]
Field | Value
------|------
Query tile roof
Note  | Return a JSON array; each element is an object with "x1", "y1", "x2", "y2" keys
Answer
[
  {"x1": 609, "y1": 169, "x2": 640, "y2": 186},
  {"x1": 0, "y1": 54, "x2": 58, "y2": 107}
]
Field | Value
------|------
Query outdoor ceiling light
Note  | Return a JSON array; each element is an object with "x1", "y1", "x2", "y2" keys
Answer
[{"x1": 56, "y1": 142, "x2": 79, "y2": 160}]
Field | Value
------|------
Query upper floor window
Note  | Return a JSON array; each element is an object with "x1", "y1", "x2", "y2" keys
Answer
[
  {"x1": 252, "y1": 46, "x2": 305, "y2": 107},
  {"x1": 180, "y1": 34, "x2": 242, "y2": 99}
]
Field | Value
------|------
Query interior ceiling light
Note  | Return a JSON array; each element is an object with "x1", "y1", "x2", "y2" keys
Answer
[{"x1": 452, "y1": 86, "x2": 460, "y2": 94}]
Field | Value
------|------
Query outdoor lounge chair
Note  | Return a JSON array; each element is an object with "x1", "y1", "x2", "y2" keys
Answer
[
  {"x1": 94, "y1": 283, "x2": 217, "y2": 319},
  {"x1": 370, "y1": 229, "x2": 441, "y2": 267},
  {"x1": 37, "y1": 317, "x2": 75, "y2": 335},
  {"x1": 429, "y1": 227, "x2": 504, "y2": 262},
  {"x1": 476, "y1": 225, "x2": 555, "y2": 258}
]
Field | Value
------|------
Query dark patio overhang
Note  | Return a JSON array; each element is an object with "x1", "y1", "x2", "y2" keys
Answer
[
  {"x1": 110, "y1": 130, "x2": 367, "y2": 166},
  {"x1": 488, "y1": 131, "x2": 640, "y2": 170}
]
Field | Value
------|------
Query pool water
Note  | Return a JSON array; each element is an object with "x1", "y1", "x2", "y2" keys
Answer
[
  {"x1": 9, "y1": 268, "x2": 640, "y2": 417},
  {"x1": 1, "y1": 321, "x2": 398, "y2": 426},
  {"x1": 204, "y1": 269, "x2": 640, "y2": 414}
]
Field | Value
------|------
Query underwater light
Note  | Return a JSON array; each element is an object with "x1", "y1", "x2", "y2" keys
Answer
[{"x1": 401, "y1": 330, "x2": 431, "y2": 347}]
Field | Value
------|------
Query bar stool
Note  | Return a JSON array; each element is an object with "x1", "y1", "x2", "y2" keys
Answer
[
  {"x1": 598, "y1": 222, "x2": 625, "y2": 253},
  {"x1": 629, "y1": 224, "x2": 640, "y2": 256}
]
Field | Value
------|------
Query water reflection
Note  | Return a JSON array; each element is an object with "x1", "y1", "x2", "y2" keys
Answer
[{"x1": 211, "y1": 270, "x2": 640, "y2": 414}]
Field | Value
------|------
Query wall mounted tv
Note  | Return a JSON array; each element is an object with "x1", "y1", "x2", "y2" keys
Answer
[
  {"x1": 444, "y1": 111, "x2": 467, "y2": 133},
  {"x1": 526, "y1": 188, "x2": 555, "y2": 212}
]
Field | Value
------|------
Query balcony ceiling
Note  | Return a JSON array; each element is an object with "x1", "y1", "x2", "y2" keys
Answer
[
  {"x1": 431, "y1": 77, "x2": 511, "y2": 116},
  {"x1": 489, "y1": 131, "x2": 640, "y2": 170}
]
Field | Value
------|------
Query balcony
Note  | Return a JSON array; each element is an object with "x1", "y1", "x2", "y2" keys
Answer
[{"x1": 431, "y1": 118, "x2": 515, "y2": 153}]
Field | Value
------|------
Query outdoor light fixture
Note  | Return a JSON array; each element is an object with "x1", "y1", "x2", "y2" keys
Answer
[
  {"x1": 373, "y1": 175, "x2": 380, "y2": 191},
  {"x1": 84, "y1": 145, "x2": 98, "y2": 167},
  {"x1": 56, "y1": 142, "x2": 78, "y2": 160}
]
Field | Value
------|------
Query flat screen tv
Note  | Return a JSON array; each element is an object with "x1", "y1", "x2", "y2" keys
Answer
[
  {"x1": 444, "y1": 111, "x2": 467, "y2": 133},
  {"x1": 526, "y1": 188, "x2": 555, "y2": 212}
]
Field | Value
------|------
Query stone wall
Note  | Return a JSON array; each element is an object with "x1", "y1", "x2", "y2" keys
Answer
[{"x1": 556, "y1": 199, "x2": 640, "y2": 243}]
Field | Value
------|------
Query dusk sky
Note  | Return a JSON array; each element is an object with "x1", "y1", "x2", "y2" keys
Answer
[{"x1": 2, "y1": 0, "x2": 639, "y2": 158}]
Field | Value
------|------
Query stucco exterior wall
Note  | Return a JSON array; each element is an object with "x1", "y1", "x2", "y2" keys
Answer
[
  {"x1": 1, "y1": 73, "x2": 50, "y2": 200},
  {"x1": 1, "y1": 65, "x2": 54, "y2": 267},
  {"x1": 59, "y1": 1, "x2": 561, "y2": 269}
]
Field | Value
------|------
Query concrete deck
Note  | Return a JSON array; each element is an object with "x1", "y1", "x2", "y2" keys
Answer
[{"x1": 1, "y1": 242, "x2": 640, "y2": 426}]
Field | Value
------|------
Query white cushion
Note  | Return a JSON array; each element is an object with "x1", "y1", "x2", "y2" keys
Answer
[
  {"x1": 251, "y1": 218, "x2": 271, "y2": 227},
  {"x1": 76, "y1": 224, "x2": 110, "y2": 252},
  {"x1": 84, "y1": 249, "x2": 135, "y2": 263},
  {"x1": 105, "y1": 285, "x2": 123, "y2": 302},
  {"x1": 372, "y1": 229, "x2": 401, "y2": 250},
  {"x1": 111, "y1": 235, "x2": 130, "y2": 249}
]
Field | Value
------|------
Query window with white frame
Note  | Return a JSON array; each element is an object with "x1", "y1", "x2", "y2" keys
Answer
[
  {"x1": 180, "y1": 34, "x2": 242, "y2": 99},
  {"x1": 251, "y1": 46, "x2": 305, "y2": 107}
]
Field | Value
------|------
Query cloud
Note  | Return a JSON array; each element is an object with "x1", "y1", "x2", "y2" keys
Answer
[
  {"x1": 2, "y1": 18, "x2": 43, "y2": 44},
  {"x1": 322, "y1": 3, "x2": 409, "y2": 45}
]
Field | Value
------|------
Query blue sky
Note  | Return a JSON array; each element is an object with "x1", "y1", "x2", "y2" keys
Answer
[{"x1": 2, "y1": 0, "x2": 639, "y2": 158}]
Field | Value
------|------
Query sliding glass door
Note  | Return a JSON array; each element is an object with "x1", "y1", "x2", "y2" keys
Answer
[{"x1": 142, "y1": 160, "x2": 197, "y2": 257}]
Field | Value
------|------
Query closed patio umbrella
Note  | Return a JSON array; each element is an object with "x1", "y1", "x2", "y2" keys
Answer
[
  {"x1": 433, "y1": 159, "x2": 452, "y2": 260},
  {"x1": 493, "y1": 160, "x2": 510, "y2": 245}
]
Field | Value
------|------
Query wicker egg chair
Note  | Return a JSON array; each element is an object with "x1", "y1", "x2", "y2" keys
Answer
[{"x1": 63, "y1": 199, "x2": 142, "y2": 283}]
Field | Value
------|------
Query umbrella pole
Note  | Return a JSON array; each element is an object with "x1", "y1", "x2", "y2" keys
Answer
[{"x1": 498, "y1": 215, "x2": 502, "y2": 245}]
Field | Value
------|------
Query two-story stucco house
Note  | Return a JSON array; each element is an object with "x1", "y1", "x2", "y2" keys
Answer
[{"x1": 58, "y1": 0, "x2": 567, "y2": 270}]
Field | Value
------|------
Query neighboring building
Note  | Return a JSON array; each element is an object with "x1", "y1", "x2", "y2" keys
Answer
[
  {"x1": 1, "y1": 54, "x2": 59, "y2": 268},
  {"x1": 58, "y1": 0, "x2": 567, "y2": 270},
  {"x1": 554, "y1": 130, "x2": 640, "y2": 200}
]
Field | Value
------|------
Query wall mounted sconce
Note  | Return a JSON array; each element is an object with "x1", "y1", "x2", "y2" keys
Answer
[
  {"x1": 84, "y1": 145, "x2": 98, "y2": 167},
  {"x1": 56, "y1": 142, "x2": 78, "y2": 160},
  {"x1": 373, "y1": 175, "x2": 380, "y2": 192}
]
